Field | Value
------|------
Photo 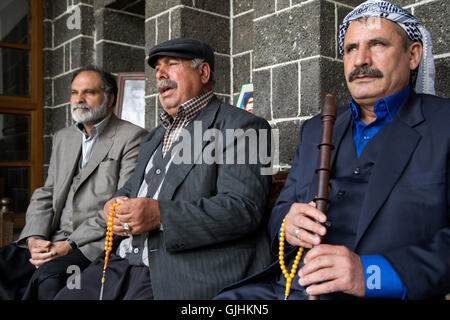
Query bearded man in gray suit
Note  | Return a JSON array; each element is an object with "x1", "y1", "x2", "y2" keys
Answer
[
  {"x1": 56, "y1": 38, "x2": 273, "y2": 300},
  {"x1": 0, "y1": 66, "x2": 147, "y2": 300}
]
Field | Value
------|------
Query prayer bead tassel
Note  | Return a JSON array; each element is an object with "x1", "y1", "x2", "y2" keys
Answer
[
  {"x1": 279, "y1": 218, "x2": 304, "y2": 300},
  {"x1": 99, "y1": 202, "x2": 119, "y2": 300}
]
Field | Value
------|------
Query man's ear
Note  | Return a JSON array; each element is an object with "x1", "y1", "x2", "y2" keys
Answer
[
  {"x1": 408, "y1": 41, "x2": 422, "y2": 71},
  {"x1": 199, "y1": 62, "x2": 211, "y2": 85},
  {"x1": 107, "y1": 93, "x2": 115, "y2": 109}
]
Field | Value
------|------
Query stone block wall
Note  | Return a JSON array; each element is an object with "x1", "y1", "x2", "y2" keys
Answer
[
  {"x1": 42, "y1": 0, "x2": 145, "y2": 176},
  {"x1": 252, "y1": 0, "x2": 351, "y2": 167},
  {"x1": 248, "y1": 0, "x2": 450, "y2": 168},
  {"x1": 413, "y1": 0, "x2": 450, "y2": 98},
  {"x1": 144, "y1": 0, "x2": 231, "y2": 128},
  {"x1": 42, "y1": 0, "x2": 450, "y2": 174}
]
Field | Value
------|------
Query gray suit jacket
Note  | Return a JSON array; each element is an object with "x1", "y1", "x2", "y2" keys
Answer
[
  {"x1": 19, "y1": 114, "x2": 147, "y2": 261},
  {"x1": 116, "y1": 97, "x2": 273, "y2": 299}
]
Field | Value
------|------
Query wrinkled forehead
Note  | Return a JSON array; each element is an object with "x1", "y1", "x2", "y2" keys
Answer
[
  {"x1": 344, "y1": 17, "x2": 398, "y2": 40},
  {"x1": 71, "y1": 70, "x2": 103, "y2": 89},
  {"x1": 349, "y1": 16, "x2": 387, "y2": 30}
]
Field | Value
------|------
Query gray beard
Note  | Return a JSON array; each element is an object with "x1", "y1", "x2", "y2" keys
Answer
[{"x1": 71, "y1": 94, "x2": 110, "y2": 125}]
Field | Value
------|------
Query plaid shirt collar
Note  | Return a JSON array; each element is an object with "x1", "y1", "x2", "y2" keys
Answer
[
  {"x1": 159, "y1": 91, "x2": 214, "y2": 157},
  {"x1": 159, "y1": 90, "x2": 214, "y2": 130}
]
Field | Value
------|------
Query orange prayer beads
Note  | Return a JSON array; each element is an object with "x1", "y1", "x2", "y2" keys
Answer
[
  {"x1": 99, "y1": 202, "x2": 119, "y2": 300},
  {"x1": 279, "y1": 218, "x2": 304, "y2": 300}
]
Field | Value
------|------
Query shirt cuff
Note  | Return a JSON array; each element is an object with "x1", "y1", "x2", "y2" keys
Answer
[{"x1": 361, "y1": 255, "x2": 407, "y2": 299}]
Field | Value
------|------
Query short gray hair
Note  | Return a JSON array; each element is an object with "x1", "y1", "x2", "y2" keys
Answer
[
  {"x1": 191, "y1": 58, "x2": 215, "y2": 86},
  {"x1": 72, "y1": 65, "x2": 118, "y2": 106}
]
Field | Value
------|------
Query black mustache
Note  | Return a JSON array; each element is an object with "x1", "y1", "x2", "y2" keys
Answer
[{"x1": 348, "y1": 67, "x2": 383, "y2": 82}]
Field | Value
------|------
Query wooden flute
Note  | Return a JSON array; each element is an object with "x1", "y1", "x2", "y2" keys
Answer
[{"x1": 307, "y1": 94, "x2": 337, "y2": 300}]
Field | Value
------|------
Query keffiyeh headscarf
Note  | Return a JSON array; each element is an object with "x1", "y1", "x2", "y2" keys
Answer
[{"x1": 338, "y1": 0, "x2": 435, "y2": 95}]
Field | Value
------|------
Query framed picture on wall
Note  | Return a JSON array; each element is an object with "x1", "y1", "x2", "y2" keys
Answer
[
  {"x1": 236, "y1": 82, "x2": 254, "y2": 114},
  {"x1": 114, "y1": 72, "x2": 146, "y2": 128}
]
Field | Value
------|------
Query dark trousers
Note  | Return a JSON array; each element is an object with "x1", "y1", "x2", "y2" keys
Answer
[
  {"x1": 0, "y1": 244, "x2": 90, "y2": 300},
  {"x1": 55, "y1": 252, "x2": 154, "y2": 300},
  {"x1": 214, "y1": 272, "x2": 307, "y2": 300}
]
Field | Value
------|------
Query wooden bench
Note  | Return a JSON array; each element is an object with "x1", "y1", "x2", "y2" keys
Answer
[
  {"x1": 269, "y1": 171, "x2": 289, "y2": 212},
  {"x1": 0, "y1": 198, "x2": 14, "y2": 248}
]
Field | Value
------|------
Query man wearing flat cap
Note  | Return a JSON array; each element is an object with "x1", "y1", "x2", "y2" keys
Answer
[
  {"x1": 56, "y1": 38, "x2": 273, "y2": 300},
  {"x1": 215, "y1": 0, "x2": 450, "y2": 300}
]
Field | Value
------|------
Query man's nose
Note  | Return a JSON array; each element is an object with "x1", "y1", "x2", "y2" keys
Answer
[
  {"x1": 156, "y1": 65, "x2": 168, "y2": 81},
  {"x1": 73, "y1": 92, "x2": 86, "y2": 104},
  {"x1": 354, "y1": 46, "x2": 372, "y2": 67}
]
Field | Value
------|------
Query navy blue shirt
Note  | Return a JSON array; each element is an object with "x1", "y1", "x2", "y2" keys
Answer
[{"x1": 350, "y1": 84, "x2": 410, "y2": 158}]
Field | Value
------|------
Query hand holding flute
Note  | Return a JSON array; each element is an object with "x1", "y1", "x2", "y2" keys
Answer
[{"x1": 283, "y1": 94, "x2": 366, "y2": 298}]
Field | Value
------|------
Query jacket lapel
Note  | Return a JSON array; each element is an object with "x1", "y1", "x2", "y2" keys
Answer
[
  {"x1": 158, "y1": 97, "x2": 221, "y2": 201},
  {"x1": 54, "y1": 128, "x2": 81, "y2": 215},
  {"x1": 130, "y1": 126, "x2": 165, "y2": 197},
  {"x1": 307, "y1": 107, "x2": 352, "y2": 201},
  {"x1": 353, "y1": 92, "x2": 424, "y2": 249},
  {"x1": 76, "y1": 115, "x2": 117, "y2": 190}
]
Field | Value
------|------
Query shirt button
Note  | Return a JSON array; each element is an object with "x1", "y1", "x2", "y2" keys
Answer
[
  {"x1": 155, "y1": 169, "x2": 161, "y2": 175},
  {"x1": 337, "y1": 190, "x2": 346, "y2": 196},
  {"x1": 133, "y1": 248, "x2": 139, "y2": 254},
  {"x1": 353, "y1": 167, "x2": 360, "y2": 175},
  {"x1": 363, "y1": 136, "x2": 370, "y2": 140}
]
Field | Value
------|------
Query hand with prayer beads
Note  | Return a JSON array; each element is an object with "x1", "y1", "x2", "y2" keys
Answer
[
  {"x1": 284, "y1": 201, "x2": 327, "y2": 248},
  {"x1": 113, "y1": 197, "x2": 161, "y2": 235},
  {"x1": 283, "y1": 201, "x2": 365, "y2": 297},
  {"x1": 103, "y1": 197, "x2": 130, "y2": 236},
  {"x1": 298, "y1": 244, "x2": 365, "y2": 297}
]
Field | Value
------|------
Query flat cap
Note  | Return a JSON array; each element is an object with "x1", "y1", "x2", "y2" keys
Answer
[{"x1": 147, "y1": 38, "x2": 214, "y2": 72}]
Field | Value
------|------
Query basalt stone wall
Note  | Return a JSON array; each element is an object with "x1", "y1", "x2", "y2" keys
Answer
[
  {"x1": 250, "y1": 0, "x2": 450, "y2": 168},
  {"x1": 42, "y1": 0, "x2": 145, "y2": 177},
  {"x1": 42, "y1": 0, "x2": 450, "y2": 175},
  {"x1": 144, "y1": 0, "x2": 231, "y2": 128},
  {"x1": 252, "y1": 0, "x2": 351, "y2": 167}
]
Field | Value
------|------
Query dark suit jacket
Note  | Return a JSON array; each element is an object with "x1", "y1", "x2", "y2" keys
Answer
[
  {"x1": 221, "y1": 92, "x2": 450, "y2": 300},
  {"x1": 115, "y1": 96, "x2": 273, "y2": 299}
]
